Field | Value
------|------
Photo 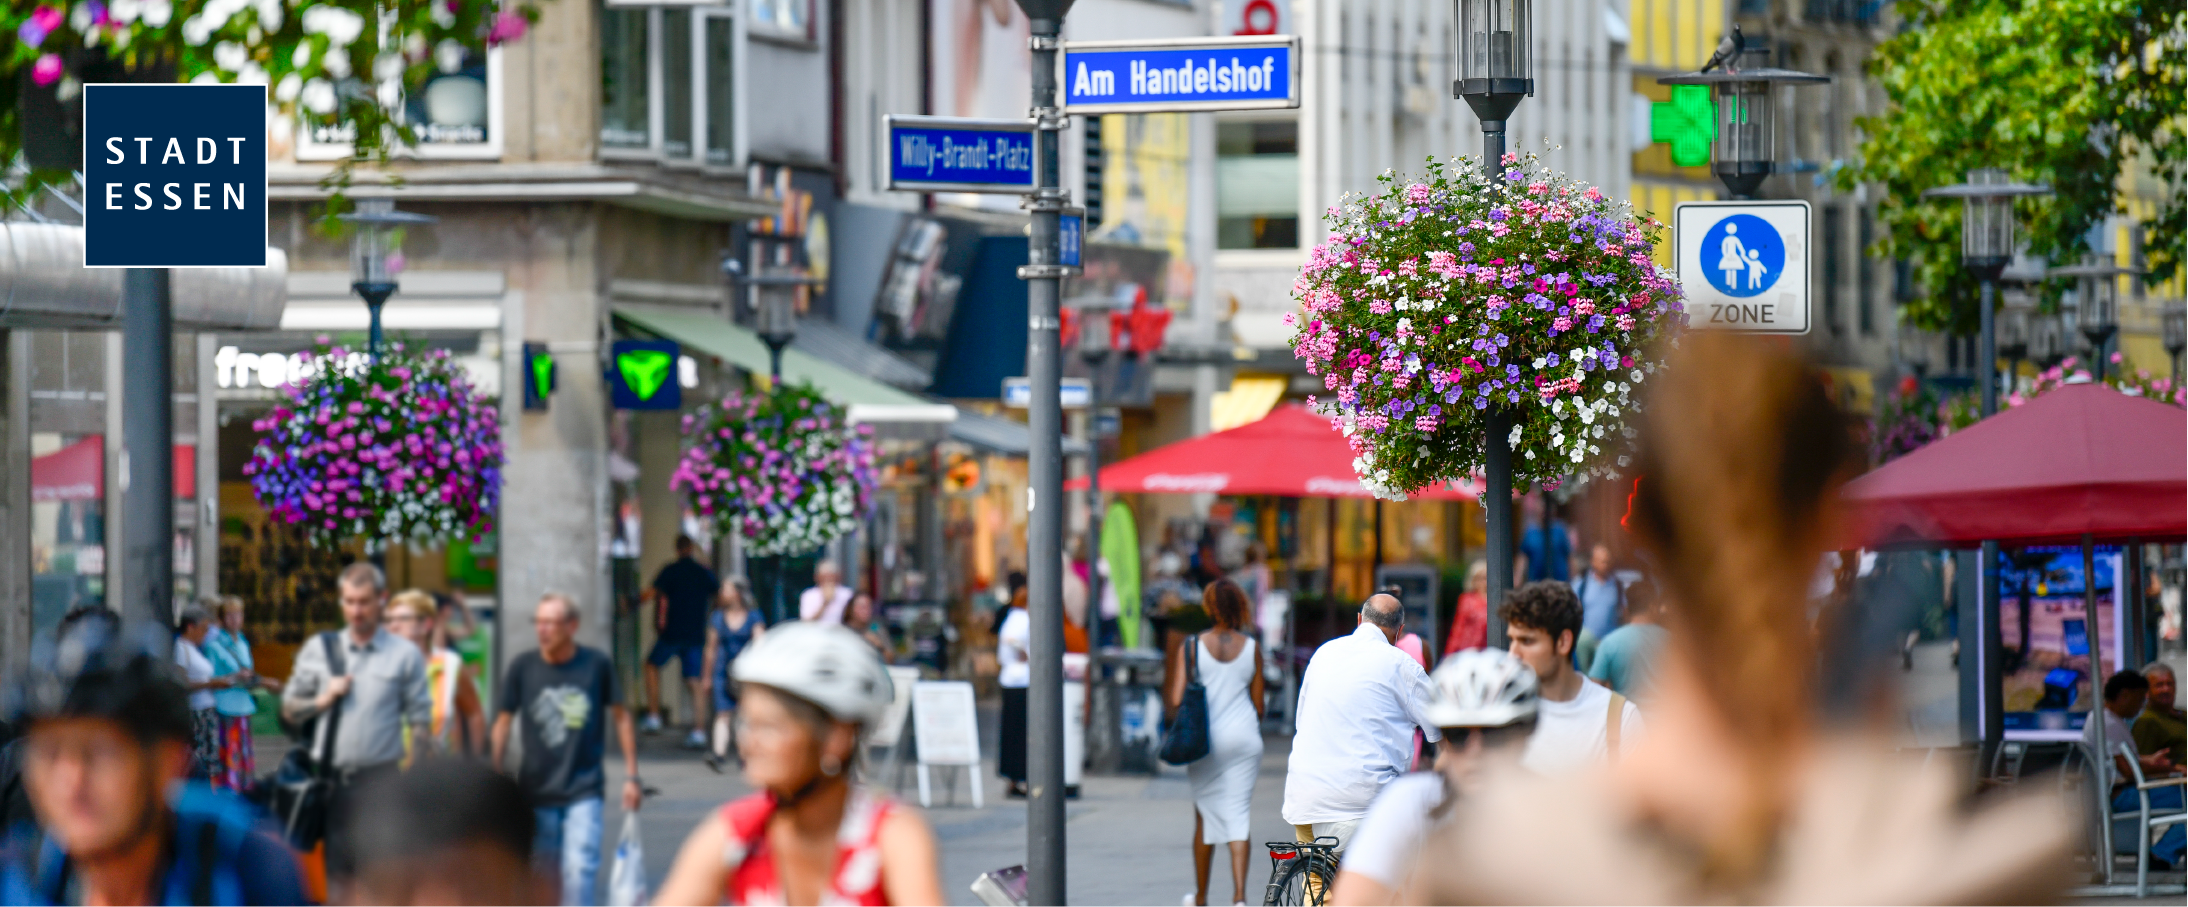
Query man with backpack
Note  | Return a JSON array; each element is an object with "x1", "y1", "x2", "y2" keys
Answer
[
  {"x1": 1501, "y1": 581, "x2": 1643, "y2": 773},
  {"x1": 280, "y1": 563, "x2": 431, "y2": 883},
  {"x1": 0, "y1": 609, "x2": 308, "y2": 905}
]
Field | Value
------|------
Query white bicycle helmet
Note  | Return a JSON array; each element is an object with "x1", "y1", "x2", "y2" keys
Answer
[
  {"x1": 731, "y1": 621, "x2": 895, "y2": 727},
  {"x1": 1423, "y1": 649, "x2": 1540, "y2": 729}
]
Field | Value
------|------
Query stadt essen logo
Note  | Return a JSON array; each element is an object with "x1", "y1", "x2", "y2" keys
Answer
[{"x1": 1698, "y1": 214, "x2": 1784, "y2": 299}]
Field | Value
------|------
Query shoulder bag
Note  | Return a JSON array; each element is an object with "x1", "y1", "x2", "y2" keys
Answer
[
  {"x1": 268, "y1": 631, "x2": 346, "y2": 849},
  {"x1": 1159, "y1": 634, "x2": 1211, "y2": 765}
]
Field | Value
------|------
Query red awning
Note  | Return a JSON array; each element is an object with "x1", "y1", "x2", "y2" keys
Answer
[
  {"x1": 29, "y1": 437, "x2": 198, "y2": 502},
  {"x1": 1067, "y1": 404, "x2": 1478, "y2": 500},
  {"x1": 1843, "y1": 383, "x2": 2186, "y2": 546}
]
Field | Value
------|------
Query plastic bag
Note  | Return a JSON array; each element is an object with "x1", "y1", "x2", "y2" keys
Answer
[{"x1": 609, "y1": 812, "x2": 647, "y2": 907}]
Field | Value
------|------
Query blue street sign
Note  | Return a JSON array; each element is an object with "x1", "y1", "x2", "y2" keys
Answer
[
  {"x1": 883, "y1": 115, "x2": 1036, "y2": 194},
  {"x1": 1673, "y1": 200, "x2": 1811, "y2": 334},
  {"x1": 1060, "y1": 36, "x2": 1300, "y2": 114},
  {"x1": 82, "y1": 84, "x2": 267, "y2": 268},
  {"x1": 1059, "y1": 210, "x2": 1083, "y2": 268}
]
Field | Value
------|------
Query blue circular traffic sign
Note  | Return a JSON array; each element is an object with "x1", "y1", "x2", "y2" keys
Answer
[{"x1": 1699, "y1": 214, "x2": 1784, "y2": 298}]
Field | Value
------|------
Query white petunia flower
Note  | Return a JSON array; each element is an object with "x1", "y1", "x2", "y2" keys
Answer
[
  {"x1": 300, "y1": 77, "x2": 337, "y2": 114},
  {"x1": 275, "y1": 72, "x2": 302, "y2": 102},
  {"x1": 142, "y1": 0, "x2": 173, "y2": 27}
]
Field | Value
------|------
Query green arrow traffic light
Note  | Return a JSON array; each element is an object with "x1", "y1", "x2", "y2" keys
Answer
[
  {"x1": 616, "y1": 349, "x2": 674, "y2": 401},
  {"x1": 1650, "y1": 85, "x2": 1713, "y2": 168}
]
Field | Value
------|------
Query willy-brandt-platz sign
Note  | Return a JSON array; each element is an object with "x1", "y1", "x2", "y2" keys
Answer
[{"x1": 81, "y1": 83, "x2": 268, "y2": 268}]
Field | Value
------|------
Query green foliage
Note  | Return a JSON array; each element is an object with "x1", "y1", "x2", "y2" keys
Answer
[
  {"x1": 1841, "y1": 0, "x2": 2186, "y2": 333},
  {"x1": 2, "y1": 0, "x2": 543, "y2": 215}
]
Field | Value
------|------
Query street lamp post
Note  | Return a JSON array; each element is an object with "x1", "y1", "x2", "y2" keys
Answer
[
  {"x1": 2164, "y1": 304, "x2": 2186, "y2": 385},
  {"x1": 340, "y1": 199, "x2": 437, "y2": 360},
  {"x1": 2049, "y1": 256, "x2": 2135, "y2": 382},
  {"x1": 2031, "y1": 313, "x2": 2066, "y2": 371},
  {"x1": 1659, "y1": 47, "x2": 1829, "y2": 199},
  {"x1": 1995, "y1": 302, "x2": 2029, "y2": 397},
  {"x1": 1920, "y1": 170, "x2": 2046, "y2": 772},
  {"x1": 1454, "y1": 0, "x2": 1533, "y2": 647}
]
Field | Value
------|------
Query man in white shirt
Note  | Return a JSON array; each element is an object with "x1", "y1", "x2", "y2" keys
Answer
[
  {"x1": 1283, "y1": 594, "x2": 1443, "y2": 852},
  {"x1": 1501, "y1": 581, "x2": 1642, "y2": 774}
]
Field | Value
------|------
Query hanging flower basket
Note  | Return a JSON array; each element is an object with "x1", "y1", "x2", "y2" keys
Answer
[
  {"x1": 674, "y1": 383, "x2": 879, "y2": 557},
  {"x1": 1286, "y1": 154, "x2": 1686, "y2": 498},
  {"x1": 245, "y1": 342, "x2": 504, "y2": 548}
]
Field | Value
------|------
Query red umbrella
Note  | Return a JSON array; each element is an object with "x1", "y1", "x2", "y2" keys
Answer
[
  {"x1": 1065, "y1": 404, "x2": 1478, "y2": 500},
  {"x1": 1844, "y1": 383, "x2": 2186, "y2": 546}
]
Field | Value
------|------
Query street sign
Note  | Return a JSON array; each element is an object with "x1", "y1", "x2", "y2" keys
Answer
[
  {"x1": 523, "y1": 342, "x2": 555, "y2": 411},
  {"x1": 1004, "y1": 376, "x2": 1092, "y2": 409},
  {"x1": 883, "y1": 115, "x2": 1036, "y2": 194},
  {"x1": 82, "y1": 84, "x2": 267, "y2": 268},
  {"x1": 608, "y1": 340, "x2": 683, "y2": 410},
  {"x1": 1059, "y1": 209, "x2": 1083, "y2": 268},
  {"x1": 1673, "y1": 200, "x2": 1811, "y2": 335},
  {"x1": 1059, "y1": 36, "x2": 1301, "y2": 114}
]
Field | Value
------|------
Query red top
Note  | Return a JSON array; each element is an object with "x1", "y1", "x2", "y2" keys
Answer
[
  {"x1": 721, "y1": 787, "x2": 896, "y2": 906},
  {"x1": 1443, "y1": 591, "x2": 1488, "y2": 656}
]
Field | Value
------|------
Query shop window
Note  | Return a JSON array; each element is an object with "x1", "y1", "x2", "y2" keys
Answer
[
  {"x1": 602, "y1": 6, "x2": 739, "y2": 166},
  {"x1": 1217, "y1": 118, "x2": 1300, "y2": 250},
  {"x1": 299, "y1": 48, "x2": 503, "y2": 160}
]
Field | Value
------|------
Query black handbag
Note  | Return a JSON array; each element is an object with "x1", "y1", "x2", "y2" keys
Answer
[
  {"x1": 1159, "y1": 634, "x2": 1211, "y2": 765},
  {"x1": 267, "y1": 631, "x2": 345, "y2": 850}
]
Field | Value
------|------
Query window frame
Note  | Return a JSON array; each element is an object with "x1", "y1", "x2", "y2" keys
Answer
[
  {"x1": 294, "y1": 47, "x2": 507, "y2": 162},
  {"x1": 1214, "y1": 113, "x2": 1303, "y2": 252},
  {"x1": 599, "y1": 4, "x2": 745, "y2": 171}
]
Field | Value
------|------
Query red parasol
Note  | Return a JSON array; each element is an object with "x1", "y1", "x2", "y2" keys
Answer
[
  {"x1": 1843, "y1": 383, "x2": 2186, "y2": 546},
  {"x1": 1066, "y1": 404, "x2": 1478, "y2": 500}
]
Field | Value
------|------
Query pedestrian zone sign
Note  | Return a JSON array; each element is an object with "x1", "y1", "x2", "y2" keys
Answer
[
  {"x1": 82, "y1": 84, "x2": 267, "y2": 268},
  {"x1": 1673, "y1": 200, "x2": 1811, "y2": 335}
]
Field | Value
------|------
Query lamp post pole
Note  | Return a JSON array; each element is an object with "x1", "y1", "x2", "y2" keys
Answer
[
  {"x1": 1013, "y1": 1, "x2": 1073, "y2": 901},
  {"x1": 342, "y1": 199, "x2": 435, "y2": 361},
  {"x1": 119, "y1": 268, "x2": 172, "y2": 627},
  {"x1": 1455, "y1": 0, "x2": 1533, "y2": 647},
  {"x1": 2163, "y1": 305, "x2": 2186, "y2": 385}
]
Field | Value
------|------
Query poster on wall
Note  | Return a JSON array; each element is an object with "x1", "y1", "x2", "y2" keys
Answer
[
  {"x1": 1999, "y1": 546, "x2": 2123, "y2": 734},
  {"x1": 928, "y1": 0, "x2": 1032, "y2": 213}
]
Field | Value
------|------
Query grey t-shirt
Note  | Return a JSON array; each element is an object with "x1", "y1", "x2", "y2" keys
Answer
[{"x1": 496, "y1": 647, "x2": 619, "y2": 806}]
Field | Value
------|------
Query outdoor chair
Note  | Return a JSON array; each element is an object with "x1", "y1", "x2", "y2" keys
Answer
[{"x1": 2114, "y1": 741, "x2": 2187, "y2": 898}]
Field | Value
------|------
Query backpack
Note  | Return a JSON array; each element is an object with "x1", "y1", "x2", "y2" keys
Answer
[{"x1": 2, "y1": 785, "x2": 266, "y2": 906}]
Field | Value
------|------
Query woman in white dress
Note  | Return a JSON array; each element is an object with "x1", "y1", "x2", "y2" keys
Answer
[{"x1": 1166, "y1": 578, "x2": 1266, "y2": 906}]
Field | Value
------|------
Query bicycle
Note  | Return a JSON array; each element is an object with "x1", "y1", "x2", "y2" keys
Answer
[{"x1": 1261, "y1": 836, "x2": 1341, "y2": 906}]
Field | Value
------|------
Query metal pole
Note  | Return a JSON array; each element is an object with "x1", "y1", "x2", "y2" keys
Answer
[
  {"x1": 1979, "y1": 280, "x2": 1997, "y2": 417},
  {"x1": 120, "y1": 268, "x2": 174, "y2": 627},
  {"x1": 1481, "y1": 125, "x2": 1516, "y2": 649},
  {"x1": 1023, "y1": 13, "x2": 1068, "y2": 904}
]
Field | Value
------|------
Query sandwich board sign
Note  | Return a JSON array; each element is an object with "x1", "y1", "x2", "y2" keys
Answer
[
  {"x1": 82, "y1": 83, "x2": 268, "y2": 268},
  {"x1": 1673, "y1": 200, "x2": 1811, "y2": 335},
  {"x1": 911, "y1": 680, "x2": 983, "y2": 808}
]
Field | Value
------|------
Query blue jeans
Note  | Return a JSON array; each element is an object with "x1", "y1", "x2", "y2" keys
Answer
[
  {"x1": 533, "y1": 796, "x2": 604, "y2": 906},
  {"x1": 2113, "y1": 785, "x2": 2185, "y2": 867}
]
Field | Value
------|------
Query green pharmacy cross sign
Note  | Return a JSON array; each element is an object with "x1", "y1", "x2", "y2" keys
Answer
[
  {"x1": 609, "y1": 340, "x2": 682, "y2": 410},
  {"x1": 523, "y1": 342, "x2": 556, "y2": 411},
  {"x1": 1651, "y1": 85, "x2": 1713, "y2": 168}
]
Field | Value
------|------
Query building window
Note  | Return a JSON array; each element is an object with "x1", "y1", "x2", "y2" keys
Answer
[
  {"x1": 1217, "y1": 119, "x2": 1299, "y2": 250},
  {"x1": 601, "y1": 6, "x2": 651, "y2": 150},
  {"x1": 750, "y1": 0, "x2": 810, "y2": 41},
  {"x1": 1822, "y1": 205, "x2": 1844, "y2": 334},
  {"x1": 298, "y1": 47, "x2": 502, "y2": 159},
  {"x1": 662, "y1": 10, "x2": 694, "y2": 159},
  {"x1": 601, "y1": 6, "x2": 737, "y2": 166},
  {"x1": 705, "y1": 13, "x2": 737, "y2": 165},
  {"x1": 1858, "y1": 209, "x2": 1875, "y2": 335}
]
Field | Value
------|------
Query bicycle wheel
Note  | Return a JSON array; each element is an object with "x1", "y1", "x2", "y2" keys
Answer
[{"x1": 1262, "y1": 856, "x2": 1337, "y2": 906}]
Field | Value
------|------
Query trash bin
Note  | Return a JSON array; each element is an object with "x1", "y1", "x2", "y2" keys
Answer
[{"x1": 1087, "y1": 646, "x2": 1165, "y2": 775}]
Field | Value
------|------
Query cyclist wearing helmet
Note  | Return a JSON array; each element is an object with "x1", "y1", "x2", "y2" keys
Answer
[
  {"x1": 1329, "y1": 649, "x2": 1538, "y2": 906},
  {"x1": 653, "y1": 622, "x2": 944, "y2": 906},
  {"x1": 0, "y1": 613, "x2": 308, "y2": 906}
]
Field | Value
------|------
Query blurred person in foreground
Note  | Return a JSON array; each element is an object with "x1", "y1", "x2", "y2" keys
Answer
[
  {"x1": 1331, "y1": 649, "x2": 1539, "y2": 905},
  {"x1": 1403, "y1": 333, "x2": 2071, "y2": 904},
  {"x1": 653, "y1": 622, "x2": 944, "y2": 905},
  {"x1": 342, "y1": 758, "x2": 551, "y2": 905},
  {"x1": 0, "y1": 611, "x2": 307, "y2": 905},
  {"x1": 386, "y1": 590, "x2": 487, "y2": 757},
  {"x1": 2090, "y1": 670, "x2": 2182, "y2": 870},
  {"x1": 492, "y1": 592, "x2": 641, "y2": 907}
]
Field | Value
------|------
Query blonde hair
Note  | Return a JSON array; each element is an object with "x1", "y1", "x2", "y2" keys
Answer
[
  {"x1": 386, "y1": 589, "x2": 438, "y2": 622},
  {"x1": 1628, "y1": 332, "x2": 1858, "y2": 887}
]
